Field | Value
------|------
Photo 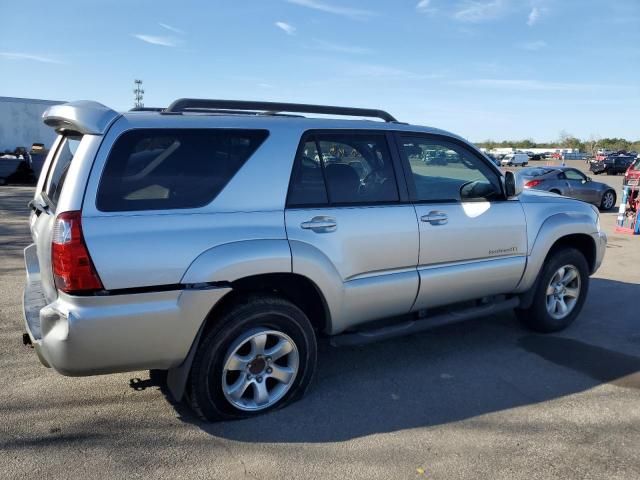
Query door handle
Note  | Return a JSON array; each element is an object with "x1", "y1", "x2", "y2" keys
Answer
[
  {"x1": 421, "y1": 211, "x2": 448, "y2": 225},
  {"x1": 300, "y1": 216, "x2": 337, "y2": 232}
]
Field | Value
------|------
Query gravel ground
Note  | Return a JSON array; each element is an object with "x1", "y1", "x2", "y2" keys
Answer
[{"x1": 1, "y1": 164, "x2": 639, "y2": 479}]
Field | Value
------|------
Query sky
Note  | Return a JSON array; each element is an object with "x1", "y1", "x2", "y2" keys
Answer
[{"x1": 1, "y1": 0, "x2": 639, "y2": 142}]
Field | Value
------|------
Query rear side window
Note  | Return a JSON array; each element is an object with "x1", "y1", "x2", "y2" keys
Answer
[
  {"x1": 43, "y1": 135, "x2": 82, "y2": 207},
  {"x1": 96, "y1": 129, "x2": 268, "y2": 211}
]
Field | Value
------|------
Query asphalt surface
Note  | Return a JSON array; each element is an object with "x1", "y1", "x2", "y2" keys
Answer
[{"x1": 1, "y1": 161, "x2": 639, "y2": 479}]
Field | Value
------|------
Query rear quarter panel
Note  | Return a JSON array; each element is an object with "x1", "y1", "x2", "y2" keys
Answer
[{"x1": 80, "y1": 116, "x2": 299, "y2": 290}]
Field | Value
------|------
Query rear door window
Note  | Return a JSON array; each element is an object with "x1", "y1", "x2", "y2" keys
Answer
[
  {"x1": 287, "y1": 132, "x2": 399, "y2": 207},
  {"x1": 96, "y1": 129, "x2": 268, "y2": 212},
  {"x1": 43, "y1": 136, "x2": 82, "y2": 208}
]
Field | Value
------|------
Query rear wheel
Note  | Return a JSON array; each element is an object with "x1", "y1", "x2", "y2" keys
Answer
[
  {"x1": 600, "y1": 190, "x2": 616, "y2": 210},
  {"x1": 188, "y1": 295, "x2": 317, "y2": 421},
  {"x1": 517, "y1": 248, "x2": 589, "y2": 332}
]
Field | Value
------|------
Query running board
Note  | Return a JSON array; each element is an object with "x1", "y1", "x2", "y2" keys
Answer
[{"x1": 330, "y1": 297, "x2": 520, "y2": 347}]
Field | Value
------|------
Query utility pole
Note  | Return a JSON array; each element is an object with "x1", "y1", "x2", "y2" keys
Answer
[{"x1": 133, "y1": 79, "x2": 144, "y2": 108}]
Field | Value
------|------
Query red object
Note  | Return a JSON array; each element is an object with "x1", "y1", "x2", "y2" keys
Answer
[
  {"x1": 625, "y1": 162, "x2": 640, "y2": 187},
  {"x1": 524, "y1": 179, "x2": 542, "y2": 188},
  {"x1": 52, "y1": 211, "x2": 103, "y2": 294}
]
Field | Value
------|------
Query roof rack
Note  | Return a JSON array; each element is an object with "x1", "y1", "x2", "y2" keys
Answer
[
  {"x1": 164, "y1": 98, "x2": 398, "y2": 123},
  {"x1": 129, "y1": 107, "x2": 164, "y2": 112}
]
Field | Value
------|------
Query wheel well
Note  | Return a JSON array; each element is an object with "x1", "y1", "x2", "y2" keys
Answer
[
  {"x1": 202, "y1": 273, "x2": 330, "y2": 336},
  {"x1": 550, "y1": 189, "x2": 561, "y2": 194},
  {"x1": 548, "y1": 234, "x2": 596, "y2": 273}
]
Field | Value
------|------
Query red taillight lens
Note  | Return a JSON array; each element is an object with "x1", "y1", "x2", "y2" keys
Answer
[
  {"x1": 524, "y1": 179, "x2": 542, "y2": 188},
  {"x1": 52, "y1": 211, "x2": 103, "y2": 294}
]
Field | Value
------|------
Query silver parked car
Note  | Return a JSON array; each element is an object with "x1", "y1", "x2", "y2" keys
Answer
[
  {"x1": 519, "y1": 166, "x2": 617, "y2": 210},
  {"x1": 23, "y1": 99, "x2": 606, "y2": 421}
]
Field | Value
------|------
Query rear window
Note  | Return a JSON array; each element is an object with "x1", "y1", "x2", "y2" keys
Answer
[
  {"x1": 43, "y1": 135, "x2": 82, "y2": 207},
  {"x1": 96, "y1": 129, "x2": 268, "y2": 212},
  {"x1": 524, "y1": 167, "x2": 553, "y2": 177}
]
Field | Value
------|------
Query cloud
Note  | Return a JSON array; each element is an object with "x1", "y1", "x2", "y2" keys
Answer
[
  {"x1": 452, "y1": 78, "x2": 604, "y2": 91},
  {"x1": 159, "y1": 23, "x2": 184, "y2": 34},
  {"x1": 285, "y1": 0, "x2": 375, "y2": 20},
  {"x1": 416, "y1": 0, "x2": 433, "y2": 12},
  {"x1": 0, "y1": 51, "x2": 63, "y2": 64},
  {"x1": 520, "y1": 40, "x2": 547, "y2": 50},
  {"x1": 453, "y1": 0, "x2": 506, "y2": 22},
  {"x1": 311, "y1": 39, "x2": 372, "y2": 54},
  {"x1": 133, "y1": 34, "x2": 178, "y2": 47},
  {"x1": 342, "y1": 61, "x2": 442, "y2": 80},
  {"x1": 526, "y1": 6, "x2": 547, "y2": 26},
  {"x1": 275, "y1": 21, "x2": 296, "y2": 35}
]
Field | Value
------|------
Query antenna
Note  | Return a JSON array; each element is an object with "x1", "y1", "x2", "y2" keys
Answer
[{"x1": 133, "y1": 79, "x2": 145, "y2": 109}]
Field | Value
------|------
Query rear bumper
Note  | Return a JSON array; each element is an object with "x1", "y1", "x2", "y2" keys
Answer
[{"x1": 23, "y1": 243, "x2": 231, "y2": 376}]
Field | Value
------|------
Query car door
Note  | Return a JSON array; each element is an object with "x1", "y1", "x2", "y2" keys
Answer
[
  {"x1": 562, "y1": 168, "x2": 598, "y2": 203},
  {"x1": 396, "y1": 134, "x2": 527, "y2": 311},
  {"x1": 285, "y1": 131, "x2": 419, "y2": 334}
]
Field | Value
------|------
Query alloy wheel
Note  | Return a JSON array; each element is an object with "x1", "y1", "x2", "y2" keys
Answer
[
  {"x1": 221, "y1": 328, "x2": 299, "y2": 411},
  {"x1": 545, "y1": 265, "x2": 581, "y2": 320}
]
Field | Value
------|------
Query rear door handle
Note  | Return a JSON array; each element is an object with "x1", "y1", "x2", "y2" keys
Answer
[
  {"x1": 300, "y1": 216, "x2": 337, "y2": 232},
  {"x1": 421, "y1": 211, "x2": 448, "y2": 225}
]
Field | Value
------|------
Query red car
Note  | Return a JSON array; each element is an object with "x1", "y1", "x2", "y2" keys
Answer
[
  {"x1": 624, "y1": 158, "x2": 640, "y2": 213},
  {"x1": 624, "y1": 158, "x2": 640, "y2": 188}
]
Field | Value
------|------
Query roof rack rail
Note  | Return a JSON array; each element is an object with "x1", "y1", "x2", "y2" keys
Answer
[
  {"x1": 129, "y1": 107, "x2": 164, "y2": 112},
  {"x1": 164, "y1": 99, "x2": 398, "y2": 123}
]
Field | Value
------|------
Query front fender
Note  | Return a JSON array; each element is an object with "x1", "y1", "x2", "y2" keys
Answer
[
  {"x1": 516, "y1": 212, "x2": 598, "y2": 293},
  {"x1": 180, "y1": 239, "x2": 291, "y2": 284}
]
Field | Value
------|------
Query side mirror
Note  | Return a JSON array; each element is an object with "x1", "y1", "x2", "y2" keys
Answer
[
  {"x1": 587, "y1": 176, "x2": 592, "y2": 182},
  {"x1": 504, "y1": 171, "x2": 522, "y2": 198}
]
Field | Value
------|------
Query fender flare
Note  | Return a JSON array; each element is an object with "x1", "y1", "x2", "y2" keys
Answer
[
  {"x1": 180, "y1": 239, "x2": 292, "y2": 284},
  {"x1": 516, "y1": 212, "x2": 597, "y2": 294}
]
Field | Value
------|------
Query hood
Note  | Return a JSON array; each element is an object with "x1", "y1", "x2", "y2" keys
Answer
[{"x1": 518, "y1": 188, "x2": 582, "y2": 204}]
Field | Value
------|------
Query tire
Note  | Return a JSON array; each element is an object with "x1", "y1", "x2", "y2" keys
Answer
[
  {"x1": 600, "y1": 190, "x2": 616, "y2": 210},
  {"x1": 188, "y1": 295, "x2": 317, "y2": 421},
  {"x1": 517, "y1": 248, "x2": 589, "y2": 333},
  {"x1": 0, "y1": 177, "x2": 6, "y2": 186},
  {"x1": 550, "y1": 189, "x2": 561, "y2": 195}
]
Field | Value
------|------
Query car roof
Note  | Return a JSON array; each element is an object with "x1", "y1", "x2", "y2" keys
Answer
[{"x1": 120, "y1": 110, "x2": 465, "y2": 139}]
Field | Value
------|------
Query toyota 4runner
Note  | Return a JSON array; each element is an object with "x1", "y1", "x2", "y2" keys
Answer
[{"x1": 23, "y1": 99, "x2": 606, "y2": 421}]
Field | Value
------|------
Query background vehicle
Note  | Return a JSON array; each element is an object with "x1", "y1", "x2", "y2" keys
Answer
[
  {"x1": 624, "y1": 157, "x2": 640, "y2": 187},
  {"x1": 22, "y1": 99, "x2": 606, "y2": 422},
  {"x1": 589, "y1": 154, "x2": 634, "y2": 175},
  {"x1": 501, "y1": 153, "x2": 529, "y2": 166},
  {"x1": 0, "y1": 152, "x2": 35, "y2": 185},
  {"x1": 519, "y1": 166, "x2": 617, "y2": 210}
]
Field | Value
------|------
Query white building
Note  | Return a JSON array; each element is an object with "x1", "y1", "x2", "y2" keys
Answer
[{"x1": 0, "y1": 97, "x2": 65, "y2": 152}]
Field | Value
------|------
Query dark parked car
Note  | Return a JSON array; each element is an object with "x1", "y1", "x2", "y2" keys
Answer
[
  {"x1": 519, "y1": 166, "x2": 617, "y2": 210},
  {"x1": 589, "y1": 155, "x2": 635, "y2": 176}
]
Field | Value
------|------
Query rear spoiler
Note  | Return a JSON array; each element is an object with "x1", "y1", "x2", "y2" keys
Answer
[{"x1": 43, "y1": 100, "x2": 120, "y2": 135}]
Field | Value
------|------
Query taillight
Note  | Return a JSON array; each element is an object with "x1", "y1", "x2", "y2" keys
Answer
[
  {"x1": 52, "y1": 211, "x2": 103, "y2": 294},
  {"x1": 524, "y1": 179, "x2": 542, "y2": 188}
]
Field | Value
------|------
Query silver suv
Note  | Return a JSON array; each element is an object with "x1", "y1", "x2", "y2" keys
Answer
[{"x1": 23, "y1": 99, "x2": 606, "y2": 421}]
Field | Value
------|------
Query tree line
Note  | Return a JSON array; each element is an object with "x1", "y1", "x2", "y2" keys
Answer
[{"x1": 477, "y1": 132, "x2": 640, "y2": 156}]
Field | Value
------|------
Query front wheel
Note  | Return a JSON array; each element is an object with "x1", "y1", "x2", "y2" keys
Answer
[
  {"x1": 600, "y1": 190, "x2": 616, "y2": 210},
  {"x1": 188, "y1": 295, "x2": 317, "y2": 421},
  {"x1": 517, "y1": 248, "x2": 589, "y2": 333}
]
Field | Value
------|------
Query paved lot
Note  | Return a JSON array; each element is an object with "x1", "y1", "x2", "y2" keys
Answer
[{"x1": 1, "y1": 164, "x2": 639, "y2": 479}]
